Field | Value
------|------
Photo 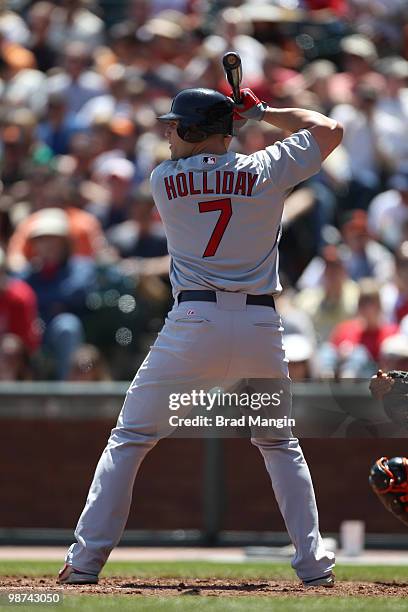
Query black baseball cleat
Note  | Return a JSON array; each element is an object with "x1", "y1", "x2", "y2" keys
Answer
[
  {"x1": 57, "y1": 563, "x2": 99, "y2": 585},
  {"x1": 303, "y1": 573, "x2": 335, "y2": 588}
]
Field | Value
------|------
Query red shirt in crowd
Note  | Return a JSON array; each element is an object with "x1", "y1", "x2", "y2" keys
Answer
[
  {"x1": 0, "y1": 279, "x2": 41, "y2": 353},
  {"x1": 330, "y1": 319, "x2": 399, "y2": 362},
  {"x1": 303, "y1": 0, "x2": 348, "y2": 16}
]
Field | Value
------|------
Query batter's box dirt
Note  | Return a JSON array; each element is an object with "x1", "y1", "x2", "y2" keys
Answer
[{"x1": 1, "y1": 577, "x2": 408, "y2": 597}]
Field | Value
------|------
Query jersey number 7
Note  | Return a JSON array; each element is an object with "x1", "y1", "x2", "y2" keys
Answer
[{"x1": 198, "y1": 198, "x2": 232, "y2": 257}]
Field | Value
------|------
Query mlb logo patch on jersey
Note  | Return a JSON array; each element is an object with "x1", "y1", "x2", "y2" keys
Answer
[{"x1": 203, "y1": 156, "x2": 216, "y2": 164}]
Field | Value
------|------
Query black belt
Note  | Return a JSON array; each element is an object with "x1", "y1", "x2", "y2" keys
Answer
[{"x1": 178, "y1": 290, "x2": 275, "y2": 309}]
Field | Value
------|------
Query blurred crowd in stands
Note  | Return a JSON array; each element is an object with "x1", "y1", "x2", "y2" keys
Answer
[{"x1": 1, "y1": 0, "x2": 408, "y2": 381}]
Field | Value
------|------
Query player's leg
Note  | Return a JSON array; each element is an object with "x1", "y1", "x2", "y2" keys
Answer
[
  {"x1": 235, "y1": 306, "x2": 334, "y2": 582},
  {"x1": 62, "y1": 301, "x2": 230, "y2": 578},
  {"x1": 251, "y1": 437, "x2": 334, "y2": 582},
  {"x1": 64, "y1": 411, "x2": 158, "y2": 576}
]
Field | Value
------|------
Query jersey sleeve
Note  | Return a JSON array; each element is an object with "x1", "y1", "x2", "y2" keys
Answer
[
  {"x1": 150, "y1": 166, "x2": 159, "y2": 192},
  {"x1": 150, "y1": 161, "x2": 171, "y2": 214},
  {"x1": 258, "y1": 129, "x2": 322, "y2": 192}
]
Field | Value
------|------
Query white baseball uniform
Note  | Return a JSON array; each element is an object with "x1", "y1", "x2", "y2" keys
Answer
[{"x1": 65, "y1": 129, "x2": 335, "y2": 581}]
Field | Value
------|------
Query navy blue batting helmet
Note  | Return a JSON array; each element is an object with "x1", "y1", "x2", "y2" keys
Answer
[{"x1": 157, "y1": 88, "x2": 234, "y2": 143}]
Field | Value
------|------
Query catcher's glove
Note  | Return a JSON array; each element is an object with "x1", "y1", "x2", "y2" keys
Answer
[
  {"x1": 382, "y1": 371, "x2": 408, "y2": 430},
  {"x1": 369, "y1": 456, "x2": 408, "y2": 526}
]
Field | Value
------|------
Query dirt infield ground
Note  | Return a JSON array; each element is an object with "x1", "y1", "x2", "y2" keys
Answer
[{"x1": 1, "y1": 576, "x2": 408, "y2": 598}]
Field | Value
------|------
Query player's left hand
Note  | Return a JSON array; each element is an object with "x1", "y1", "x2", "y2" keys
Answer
[{"x1": 369, "y1": 456, "x2": 408, "y2": 526}]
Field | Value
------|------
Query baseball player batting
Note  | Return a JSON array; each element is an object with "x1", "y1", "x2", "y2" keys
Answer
[{"x1": 58, "y1": 78, "x2": 343, "y2": 587}]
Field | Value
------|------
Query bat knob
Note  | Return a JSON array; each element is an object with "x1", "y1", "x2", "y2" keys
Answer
[{"x1": 222, "y1": 52, "x2": 241, "y2": 70}]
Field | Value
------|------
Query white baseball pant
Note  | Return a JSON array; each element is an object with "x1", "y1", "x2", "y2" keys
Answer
[{"x1": 66, "y1": 292, "x2": 335, "y2": 581}]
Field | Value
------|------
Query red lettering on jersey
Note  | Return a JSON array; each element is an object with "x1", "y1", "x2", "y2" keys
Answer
[
  {"x1": 234, "y1": 171, "x2": 247, "y2": 195},
  {"x1": 203, "y1": 171, "x2": 214, "y2": 194},
  {"x1": 164, "y1": 175, "x2": 177, "y2": 200},
  {"x1": 215, "y1": 171, "x2": 221, "y2": 194},
  {"x1": 222, "y1": 171, "x2": 234, "y2": 194},
  {"x1": 176, "y1": 173, "x2": 188, "y2": 197},
  {"x1": 247, "y1": 173, "x2": 258, "y2": 196},
  {"x1": 188, "y1": 172, "x2": 200, "y2": 195}
]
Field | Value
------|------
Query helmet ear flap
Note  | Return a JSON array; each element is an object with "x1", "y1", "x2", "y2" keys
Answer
[{"x1": 177, "y1": 124, "x2": 207, "y2": 143}]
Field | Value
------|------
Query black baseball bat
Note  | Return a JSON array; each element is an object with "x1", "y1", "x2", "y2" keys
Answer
[{"x1": 222, "y1": 51, "x2": 242, "y2": 104}]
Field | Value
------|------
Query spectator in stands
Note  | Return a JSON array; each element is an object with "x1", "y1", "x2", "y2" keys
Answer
[
  {"x1": 26, "y1": 2, "x2": 57, "y2": 73},
  {"x1": 378, "y1": 334, "x2": 408, "y2": 374},
  {"x1": 76, "y1": 63, "x2": 133, "y2": 126},
  {"x1": 349, "y1": 0, "x2": 407, "y2": 56},
  {"x1": 47, "y1": 41, "x2": 105, "y2": 116},
  {"x1": 331, "y1": 75, "x2": 385, "y2": 211},
  {"x1": 88, "y1": 158, "x2": 135, "y2": 230},
  {"x1": 203, "y1": 7, "x2": 267, "y2": 86},
  {"x1": 108, "y1": 116, "x2": 140, "y2": 164},
  {"x1": 108, "y1": 21, "x2": 138, "y2": 66},
  {"x1": 137, "y1": 12, "x2": 186, "y2": 74},
  {"x1": 0, "y1": 108, "x2": 53, "y2": 187},
  {"x1": 183, "y1": 50, "x2": 226, "y2": 92},
  {"x1": 68, "y1": 344, "x2": 112, "y2": 381},
  {"x1": 283, "y1": 333, "x2": 315, "y2": 381},
  {"x1": 107, "y1": 182, "x2": 168, "y2": 259},
  {"x1": 276, "y1": 285, "x2": 317, "y2": 346},
  {"x1": 37, "y1": 91, "x2": 86, "y2": 156},
  {"x1": 0, "y1": 4, "x2": 30, "y2": 45},
  {"x1": 381, "y1": 242, "x2": 408, "y2": 324},
  {"x1": 330, "y1": 34, "x2": 378, "y2": 105},
  {"x1": 295, "y1": 245, "x2": 359, "y2": 342},
  {"x1": 0, "y1": 246, "x2": 41, "y2": 354},
  {"x1": 302, "y1": 60, "x2": 338, "y2": 114},
  {"x1": 368, "y1": 167, "x2": 408, "y2": 250},
  {"x1": 7, "y1": 177, "x2": 106, "y2": 272},
  {"x1": 296, "y1": 210, "x2": 394, "y2": 288},
  {"x1": 0, "y1": 32, "x2": 47, "y2": 115},
  {"x1": 20, "y1": 208, "x2": 96, "y2": 380},
  {"x1": 9, "y1": 167, "x2": 55, "y2": 215},
  {"x1": 279, "y1": 181, "x2": 335, "y2": 284},
  {"x1": 340, "y1": 210, "x2": 394, "y2": 283},
  {"x1": 47, "y1": 0, "x2": 104, "y2": 52},
  {"x1": 61, "y1": 132, "x2": 96, "y2": 181},
  {"x1": 0, "y1": 334, "x2": 33, "y2": 381},
  {"x1": 321, "y1": 279, "x2": 399, "y2": 378},
  {"x1": 375, "y1": 56, "x2": 408, "y2": 172}
]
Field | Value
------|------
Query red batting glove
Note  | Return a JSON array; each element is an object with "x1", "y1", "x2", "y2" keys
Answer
[{"x1": 233, "y1": 88, "x2": 268, "y2": 121}]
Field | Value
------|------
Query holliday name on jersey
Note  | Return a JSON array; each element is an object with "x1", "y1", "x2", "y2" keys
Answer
[{"x1": 164, "y1": 170, "x2": 258, "y2": 200}]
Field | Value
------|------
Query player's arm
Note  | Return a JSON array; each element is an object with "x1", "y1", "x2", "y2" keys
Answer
[
  {"x1": 262, "y1": 108, "x2": 343, "y2": 161},
  {"x1": 234, "y1": 88, "x2": 343, "y2": 160}
]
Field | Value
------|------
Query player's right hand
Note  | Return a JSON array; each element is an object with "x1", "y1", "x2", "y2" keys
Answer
[
  {"x1": 369, "y1": 370, "x2": 395, "y2": 400},
  {"x1": 233, "y1": 88, "x2": 268, "y2": 122}
]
